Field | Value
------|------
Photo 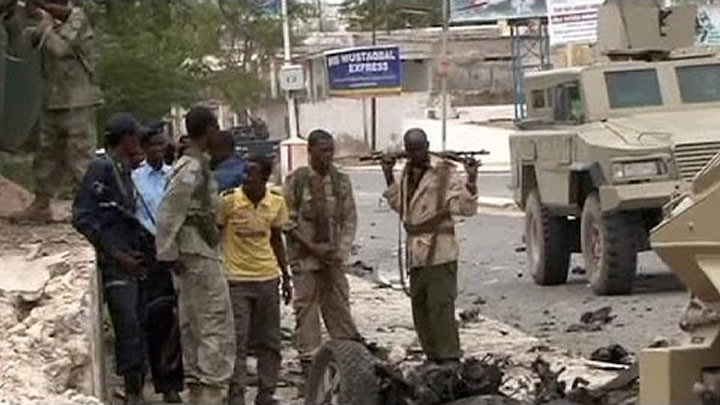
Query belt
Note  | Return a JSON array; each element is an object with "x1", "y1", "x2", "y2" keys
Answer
[{"x1": 405, "y1": 223, "x2": 455, "y2": 236}]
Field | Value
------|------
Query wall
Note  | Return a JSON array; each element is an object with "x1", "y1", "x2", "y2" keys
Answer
[{"x1": 296, "y1": 92, "x2": 429, "y2": 152}]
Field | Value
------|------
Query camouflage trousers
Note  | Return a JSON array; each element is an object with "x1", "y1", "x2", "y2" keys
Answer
[
  {"x1": 173, "y1": 254, "x2": 236, "y2": 389},
  {"x1": 293, "y1": 266, "x2": 362, "y2": 361},
  {"x1": 34, "y1": 107, "x2": 97, "y2": 199}
]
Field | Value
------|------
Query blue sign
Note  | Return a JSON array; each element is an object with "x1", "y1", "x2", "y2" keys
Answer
[
  {"x1": 324, "y1": 45, "x2": 403, "y2": 97},
  {"x1": 257, "y1": 0, "x2": 281, "y2": 15}
]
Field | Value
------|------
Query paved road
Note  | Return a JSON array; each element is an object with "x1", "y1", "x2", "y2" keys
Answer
[{"x1": 349, "y1": 171, "x2": 688, "y2": 358}]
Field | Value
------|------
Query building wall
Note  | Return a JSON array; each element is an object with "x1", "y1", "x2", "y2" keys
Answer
[{"x1": 295, "y1": 92, "x2": 429, "y2": 152}]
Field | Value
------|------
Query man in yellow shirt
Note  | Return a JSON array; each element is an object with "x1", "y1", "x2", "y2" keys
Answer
[{"x1": 217, "y1": 154, "x2": 293, "y2": 405}]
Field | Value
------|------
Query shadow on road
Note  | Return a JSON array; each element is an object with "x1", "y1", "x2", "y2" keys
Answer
[{"x1": 632, "y1": 273, "x2": 687, "y2": 295}]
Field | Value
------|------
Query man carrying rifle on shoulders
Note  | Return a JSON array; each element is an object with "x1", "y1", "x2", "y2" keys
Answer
[{"x1": 381, "y1": 128, "x2": 480, "y2": 365}]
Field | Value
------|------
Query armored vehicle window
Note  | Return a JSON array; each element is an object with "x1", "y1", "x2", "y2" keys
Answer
[
  {"x1": 531, "y1": 90, "x2": 546, "y2": 108},
  {"x1": 677, "y1": 64, "x2": 720, "y2": 103},
  {"x1": 605, "y1": 69, "x2": 662, "y2": 109},
  {"x1": 553, "y1": 82, "x2": 584, "y2": 122}
]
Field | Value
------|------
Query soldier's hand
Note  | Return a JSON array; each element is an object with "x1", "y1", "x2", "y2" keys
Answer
[
  {"x1": 168, "y1": 261, "x2": 186, "y2": 276},
  {"x1": 281, "y1": 276, "x2": 293, "y2": 306},
  {"x1": 463, "y1": 157, "x2": 480, "y2": 179},
  {"x1": 381, "y1": 156, "x2": 397, "y2": 186}
]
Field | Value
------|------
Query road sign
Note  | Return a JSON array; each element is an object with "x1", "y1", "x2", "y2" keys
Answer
[
  {"x1": 279, "y1": 64, "x2": 305, "y2": 92},
  {"x1": 324, "y1": 45, "x2": 403, "y2": 97}
]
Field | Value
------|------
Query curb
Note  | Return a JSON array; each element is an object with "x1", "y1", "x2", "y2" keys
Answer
[{"x1": 477, "y1": 196, "x2": 517, "y2": 210}]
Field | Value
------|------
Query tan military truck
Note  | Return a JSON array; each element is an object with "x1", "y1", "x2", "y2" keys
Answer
[{"x1": 510, "y1": 0, "x2": 720, "y2": 295}]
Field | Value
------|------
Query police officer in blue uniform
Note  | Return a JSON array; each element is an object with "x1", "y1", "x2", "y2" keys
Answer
[{"x1": 72, "y1": 113, "x2": 166, "y2": 405}]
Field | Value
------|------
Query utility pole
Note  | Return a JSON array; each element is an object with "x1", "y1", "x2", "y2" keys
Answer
[
  {"x1": 281, "y1": 0, "x2": 298, "y2": 139},
  {"x1": 370, "y1": 0, "x2": 378, "y2": 151},
  {"x1": 441, "y1": 0, "x2": 449, "y2": 151}
]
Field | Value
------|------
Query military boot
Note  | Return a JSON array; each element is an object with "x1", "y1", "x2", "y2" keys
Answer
[
  {"x1": 8, "y1": 196, "x2": 52, "y2": 223},
  {"x1": 123, "y1": 372, "x2": 145, "y2": 405},
  {"x1": 162, "y1": 390, "x2": 182, "y2": 403}
]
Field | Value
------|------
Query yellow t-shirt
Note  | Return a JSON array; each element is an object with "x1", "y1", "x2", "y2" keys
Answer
[{"x1": 217, "y1": 187, "x2": 290, "y2": 281}]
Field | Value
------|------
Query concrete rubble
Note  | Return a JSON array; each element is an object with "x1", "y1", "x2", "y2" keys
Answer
[{"x1": 0, "y1": 240, "x2": 100, "y2": 405}]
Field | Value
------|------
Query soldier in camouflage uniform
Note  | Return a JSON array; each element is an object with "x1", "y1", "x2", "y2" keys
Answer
[
  {"x1": 382, "y1": 128, "x2": 479, "y2": 363},
  {"x1": 155, "y1": 107, "x2": 235, "y2": 405},
  {"x1": 11, "y1": 0, "x2": 102, "y2": 222},
  {"x1": 283, "y1": 129, "x2": 364, "y2": 381}
]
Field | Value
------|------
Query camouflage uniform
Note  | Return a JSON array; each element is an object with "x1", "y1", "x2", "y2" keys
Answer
[
  {"x1": 30, "y1": 6, "x2": 102, "y2": 199},
  {"x1": 284, "y1": 165, "x2": 363, "y2": 362},
  {"x1": 384, "y1": 158, "x2": 478, "y2": 361},
  {"x1": 155, "y1": 146, "x2": 235, "y2": 400}
]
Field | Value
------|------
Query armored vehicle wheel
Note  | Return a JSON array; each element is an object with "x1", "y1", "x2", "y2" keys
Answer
[
  {"x1": 525, "y1": 190, "x2": 570, "y2": 285},
  {"x1": 304, "y1": 340, "x2": 380, "y2": 405},
  {"x1": 581, "y1": 193, "x2": 638, "y2": 295}
]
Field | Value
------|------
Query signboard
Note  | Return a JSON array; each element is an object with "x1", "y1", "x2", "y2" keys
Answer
[
  {"x1": 324, "y1": 45, "x2": 403, "y2": 97},
  {"x1": 450, "y1": 0, "x2": 548, "y2": 23},
  {"x1": 548, "y1": 0, "x2": 604, "y2": 45},
  {"x1": 257, "y1": 0, "x2": 281, "y2": 15},
  {"x1": 279, "y1": 64, "x2": 305, "y2": 91}
]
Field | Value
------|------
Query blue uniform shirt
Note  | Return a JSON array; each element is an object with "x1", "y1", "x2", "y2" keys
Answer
[
  {"x1": 132, "y1": 161, "x2": 171, "y2": 235},
  {"x1": 72, "y1": 155, "x2": 148, "y2": 274},
  {"x1": 214, "y1": 154, "x2": 247, "y2": 193}
]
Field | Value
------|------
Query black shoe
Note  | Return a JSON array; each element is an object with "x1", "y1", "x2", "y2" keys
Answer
[
  {"x1": 162, "y1": 391, "x2": 182, "y2": 403},
  {"x1": 124, "y1": 372, "x2": 145, "y2": 405}
]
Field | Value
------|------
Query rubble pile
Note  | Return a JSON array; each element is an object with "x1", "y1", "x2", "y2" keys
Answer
[
  {"x1": 376, "y1": 356, "x2": 507, "y2": 405},
  {"x1": 0, "y1": 174, "x2": 32, "y2": 217},
  {"x1": 0, "y1": 247, "x2": 100, "y2": 405}
]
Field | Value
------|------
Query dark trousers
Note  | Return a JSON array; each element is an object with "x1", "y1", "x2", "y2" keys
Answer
[
  {"x1": 103, "y1": 262, "x2": 184, "y2": 394},
  {"x1": 228, "y1": 279, "x2": 282, "y2": 405},
  {"x1": 409, "y1": 262, "x2": 461, "y2": 361}
]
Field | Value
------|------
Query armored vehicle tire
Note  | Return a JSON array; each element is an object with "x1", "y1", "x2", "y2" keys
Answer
[
  {"x1": 525, "y1": 190, "x2": 570, "y2": 286},
  {"x1": 304, "y1": 339, "x2": 380, "y2": 405},
  {"x1": 581, "y1": 193, "x2": 638, "y2": 295}
]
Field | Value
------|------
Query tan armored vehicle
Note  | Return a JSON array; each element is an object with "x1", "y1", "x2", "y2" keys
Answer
[
  {"x1": 509, "y1": 0, "x2": 719, "y2": 295},
  {"x1": 640, "y1": 143, "x2": 720, "y2": 404}
]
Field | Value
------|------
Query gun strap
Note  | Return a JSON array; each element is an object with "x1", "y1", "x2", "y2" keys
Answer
[
  {"x1": 107, "y1": 155, "x2": 134, "y2": 208},
  {"x1": 425, "y1": 164, "x2": 451, "y2": 265}
]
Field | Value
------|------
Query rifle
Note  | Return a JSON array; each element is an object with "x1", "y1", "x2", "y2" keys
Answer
[{"x1": 360, "y1": 149, "x2": 490, "y2": 165}]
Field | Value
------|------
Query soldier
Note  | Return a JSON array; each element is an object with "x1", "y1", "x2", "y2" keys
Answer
[
  {"x1": 155, "y1": 107, "x2": 235, "y2": 404},
  {"x1": 12, "y1": 0, "x2": 103, "y2": 222},
  {"x1": 71, "y1": 113, "x2": 150, "y2": 405},
  {"x1": 381, "y1": 128, "x2": 479, "y2": 363},
  {"x1": 283, "y1": 129, "x2": 364, "y2": 381},
  {"x1": 218, "y1": 154, "x2": 292, "y2": 405}
]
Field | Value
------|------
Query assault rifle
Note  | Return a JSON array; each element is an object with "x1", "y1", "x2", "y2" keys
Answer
[{"x1": 360, "y1": 149, "x2": 490, "y2": 165}]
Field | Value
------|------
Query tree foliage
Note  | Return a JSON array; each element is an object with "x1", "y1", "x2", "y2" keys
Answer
[
  {"x1": 93, "y1": 0, "x2": 312, "y2": 123},
  {"x1": 341, "y1": 0, "x2": 441, "y2": 32}
]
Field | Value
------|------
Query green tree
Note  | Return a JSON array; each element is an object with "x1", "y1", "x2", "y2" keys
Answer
[
  {"x1": 94, "y1": 0, "x2": 313, "y2": 123},
  {"x1": 211, "y1": 0, "x2": 314, "y2": 113},
  {"x1": 341, "y1": 0, "x2": 441, "y2": 31},
  {"x1": 94, "y1": 0, "x2": 222, "y2": 123}
]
